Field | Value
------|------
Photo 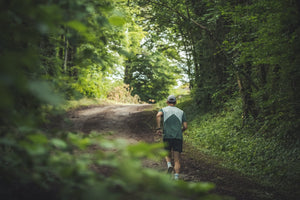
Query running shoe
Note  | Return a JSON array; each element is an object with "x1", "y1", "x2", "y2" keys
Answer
[{"x1": 167, "y1": 166, "x2": 174, "y2": 174}]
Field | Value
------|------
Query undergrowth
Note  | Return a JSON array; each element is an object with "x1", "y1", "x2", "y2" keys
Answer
[
  {"x1": 58, "y1": 84, "x2": 143, "y2": 111},
  {"x1": 0, "y1": 130, "x2": 219, "y2": 200},
  {"x1": 177, "y1": 97, "x2": 300, "y2": 198},
  {"x1": 107, "y1": 84, "x2": 141, "y2": 104}
]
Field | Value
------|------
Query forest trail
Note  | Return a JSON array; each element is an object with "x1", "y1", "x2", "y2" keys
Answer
[{"x1": 60, "y1": 104, "x2": 284, "y2": 200}]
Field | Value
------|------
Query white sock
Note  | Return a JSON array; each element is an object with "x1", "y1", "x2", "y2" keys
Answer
[
  {"x1": 167, "y1": 162, "x2": 172, "y2": 168},
  {"x1": 174, "y1": 173, "x2": 179, "y2": 180}
]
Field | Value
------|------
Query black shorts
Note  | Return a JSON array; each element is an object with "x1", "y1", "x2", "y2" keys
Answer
[{"x1": 163, "y1": 138, "x2": 183, "y2": 153}]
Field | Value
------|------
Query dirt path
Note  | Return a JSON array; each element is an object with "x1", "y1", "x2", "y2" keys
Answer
[
  {"x1": 61, "y1": 104, "x2": 289, "y2": 200},
  {"x1": 67, "y1": 104, "x2": 155, "y2": 143}
]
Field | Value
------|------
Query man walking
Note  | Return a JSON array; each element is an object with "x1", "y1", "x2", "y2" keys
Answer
[{"x1": 156, "y1": 95, "x2": 187, "y2": 180}]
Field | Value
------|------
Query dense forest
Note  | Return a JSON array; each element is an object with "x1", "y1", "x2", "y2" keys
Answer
[{"x1": 0, "y1": 0, "x2": 299, "y2": 199}]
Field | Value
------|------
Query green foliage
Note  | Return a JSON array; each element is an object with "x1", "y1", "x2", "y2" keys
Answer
[
  {"x1": 1, "y1": 0, "x2": 299, "y2": 198},
  {"x1": 0, "y1": 1, "x2": 220, "y2": 198},
  {"x1": 28, "y1": 80, "x2": 65, "y2": 106},
  {"x1": 124, "y1": 52, "x2": 180, "y2": 102},
  {"x1": 0, "y1": 0, "x2": 220, "y2": 199},
  {"x1": 71, "y1": 65, "x2": 111, "y2": 98},
  {"x1": 140, "y1": 0, "x2": 299, "y2": 195},
  {"x1": 135, "y1": 0, "x2": 300, "y2": 139},
  {"x1": 0, "y1": 130, "x2": 219, "y2": 199},
  {"x1": 180, "y1": 98, "x2": 300, "y2": 197},
  {"x1": 107, "y1": 84, "x2": 141, "y2": 104}
]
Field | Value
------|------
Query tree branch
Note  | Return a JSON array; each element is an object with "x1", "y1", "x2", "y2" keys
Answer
[
  {"x1": 144, "y1": 0, "x2": 229, "y2": 60},
  {"x1": 146, "y1": 0, "x2": 208, "y2": 30}
]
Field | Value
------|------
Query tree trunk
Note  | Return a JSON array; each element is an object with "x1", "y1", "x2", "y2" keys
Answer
[
  {"x1": 124, "y1": 59, "x2": 132, "y2": 84},
  {"x1": 179, "y1": 26, "x2": 194, "y2": 89},
  {"x1": 59, "y1": 34, "x2": 64, "y2": 60},
  {"x1": 184, "y1": 0, "x2": 201, "y2": 87},
  {"x1": 236, "y1": 65, "x2": 258, "y2": 123},
  {"x1": 63, "y1": 35, "x2": 68, "y2": 73}
]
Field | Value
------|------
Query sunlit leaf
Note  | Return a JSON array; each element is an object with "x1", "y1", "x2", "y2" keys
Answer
[
  {"x1": 66, "y1": 20, "x2": 87, "y2": 32},
  {"x1": 27, "y1": 134, "x2": 48, "y2": 144},
  {"x1": 108, "y1": 16, "x2": 126, "y2": 26},
  {"x1": 51, "y1": 138, "x2": 67, "y2": 149},
  {"x1": 28, "y1": 80, "x2": 63, "y2": 105}
]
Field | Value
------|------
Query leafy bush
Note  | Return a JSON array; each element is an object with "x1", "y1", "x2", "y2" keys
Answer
[
  {"x1": 71, "y1": 65, "x2": 112, "y2": 99},
  {"x1": 107, "y1": 84, "x2": 141, "y2": 104},
  {"x1": 179, "y1": 98, "x2": 300, "y2": 196},
  {"x1": 0, "y1": 130, "x2": 219, "y2": 200}
]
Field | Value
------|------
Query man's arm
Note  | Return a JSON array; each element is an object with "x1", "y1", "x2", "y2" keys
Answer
[
  {"x1": 182, "y1": 122, "x2": 188, "y2": 132},
  {"x1": 156, "y1": 111, "x2": 163, "y2": 134},
  {"x1": 182, "y1": 112, "x2": 187, "y2": 132}
]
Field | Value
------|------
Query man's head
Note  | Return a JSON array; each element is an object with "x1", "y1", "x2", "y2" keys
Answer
[{"x1": 167, "y1": 95, "x2": 176, "y2": 104}]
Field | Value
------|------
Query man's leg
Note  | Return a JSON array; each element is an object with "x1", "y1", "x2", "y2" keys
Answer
[
  {"x1": 165, "y1": 152, "x2": 172, "y2": 163},
  {"x1": 173, "y1": 151, "x2": 181, "y2": 175},
  {"x1": 165, "y1": 151, "x2": 173, "y2": 173},
  {"x1": 163, "y1": 139, "x2": 173, "y2": 173},
  {"x1": 173, "y1": 139, "x2": 182, "y2": 179}
]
